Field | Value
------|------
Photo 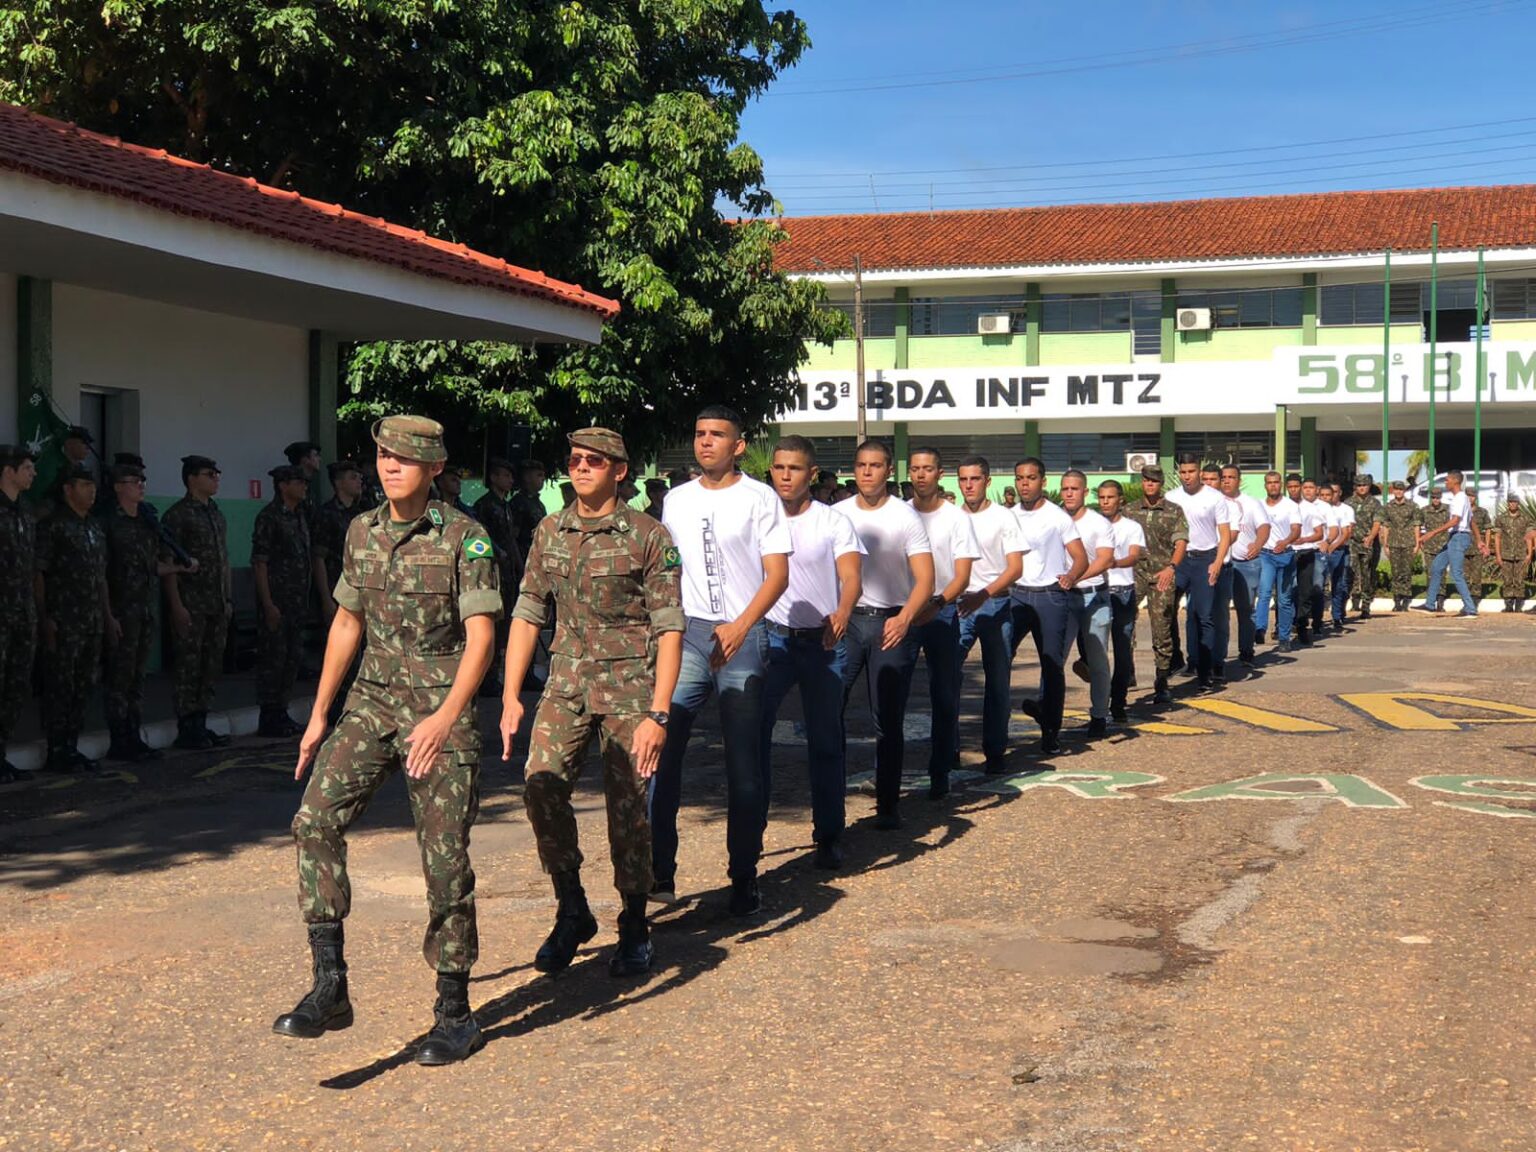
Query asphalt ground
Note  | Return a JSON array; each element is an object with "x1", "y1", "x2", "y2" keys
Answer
[{"x1": 2, "y1": 610, "x2": 1534, "y2": 1151}]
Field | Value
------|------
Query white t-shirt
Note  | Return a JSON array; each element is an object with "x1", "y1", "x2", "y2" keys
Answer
[
  {"x1": 1294, "y1": 498, "x2": 1327, "y2": 552},
  {"x1": 1327, "y1": 502, "x2": 1356, "y2": 546},
  {"x1": 837, "y1": 497, "x2": 931, "y2": 609},
  {"x1": 964, "y1": 502, "x2": 1027, "y2": 594},
  {"x1": 1262, "y1": 497, "x2": 1300, "y2": 552},
  {"x1": 1231, "y1": 493, "x2": 1268, "y2": 560},
  {"x1": 771, "y1": 501, "x2": 865, "y2": 630},
  {"x1": 1445, "y1": 490, "x2": 1473, "y2": 532},
  {"x1": 912, "y1": 500, "x2": 981, "y2": 593},
  {"x1": 662, "y1": 474, "x2": 792, "y2": 621},
  {"x1": 1013, "y1": 500, "x2": 1080, "y2": 585},
  {"x1": 1071, "y1": 508, "x2": 1114, "y2": 590},
  {"x1": 1166, "y1": 484, "x2": 1232, "y2": 552},
  {"x1": 1106, "y1": 515, "x2": 1146, "y2": 588}
]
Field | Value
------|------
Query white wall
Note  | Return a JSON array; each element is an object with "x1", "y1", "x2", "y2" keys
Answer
[
  {"x1": 52, "y1": 284, "x2": 308, "y2": 498},
  {"x1": 0, "y1": 273, "x2": 17, "y2": 443}
]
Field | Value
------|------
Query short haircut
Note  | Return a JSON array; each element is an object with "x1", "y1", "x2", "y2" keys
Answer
[
  {"x1": 855, "y1": 439, "x2": 893, "y2": 464},
  {"x1": 1013, "y1": 456, "x2": 1045, "y2": 475},
  {"x1": 773, "y1": 435, "x2": 817, "y2": 464},
  {"x1": 1201, "y1": 462, "x2": 1223, "y2": 474},
  {"x1": 1447, "y1": 468, "x2": 1464, "y2": 482},
  {"x1": 1302, "y1": 477, "x2": 1317, "y2": 486},
  {"x1": 1221, "y1": 464, "x2": 1241, "y2": 477},
  {"x1": 1175, "y1": 452, "x2": 1202, "y2": 466},
  {"x1": 1285, "y1": 473, "x2": 1302, "y2": 483},
  {"x1": 696, "y1": 404, "x2": 744, "y2": 433},
  {"x1": 1060, "y1": 468, "x2": 1088, "y2": 486},
  {"x1": 1264, "y1": 470, "x2": 1282, "y2": 482},
  {"x1": 1097, "y1": 479, "x2": 1124, "y2": 496},
  {"x1": 957, "y1": 454, "x2": 990, "y2": 476},
  {"x1": 1, "y1": 444, "x2": 35, "y2": 471},
  {"x1": 908, "y1": 445, "x2": 942, "y2": 466}
]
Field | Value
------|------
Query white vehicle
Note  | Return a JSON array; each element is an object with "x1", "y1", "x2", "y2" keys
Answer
[{"x1": 1409, "y1": 470, "x2": 1536, "y2": 512}]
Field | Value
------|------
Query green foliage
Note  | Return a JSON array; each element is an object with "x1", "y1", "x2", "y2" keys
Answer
[{"x1": 1, "y1": 0, "x2": 842, "y2": 460}]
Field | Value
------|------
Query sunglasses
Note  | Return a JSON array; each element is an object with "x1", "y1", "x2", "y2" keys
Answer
[{"x1": 566, "y1": 453, "x2": 613, "y2": 471}]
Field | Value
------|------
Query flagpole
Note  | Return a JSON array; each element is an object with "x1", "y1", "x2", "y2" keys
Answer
[
  {"x1": 1475, "y1": 246, "x2": 1485, "y2": 481},
  {"x1": 1382, "y1": 248, "x2": 1391, "y2": 476},
  {"x1": 1427, "y1": 222, "x2": 1439, "y2": 481}
]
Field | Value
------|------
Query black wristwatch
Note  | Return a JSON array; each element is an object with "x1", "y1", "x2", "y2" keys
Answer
[{"x1": 646, "y1": 710, "x2": 670, "y2": 728}]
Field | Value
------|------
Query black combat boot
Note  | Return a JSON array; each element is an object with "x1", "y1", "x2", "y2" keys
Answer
[
  {"x1": 173, "y1": 714, "x2": 213, "y2": 750},
  {"x1": 273, "y1": 921, "x2": 353, "y2": 1038},
  {"x1": 1153, "y1": 675, "x2": 1172, "y2": 704},
  {"x1": 257, "y1": 706, "x2": 302, "y2": 738},
  {"x1": 105, "y1": 722, "x2": 142, "y2": 762},
  {"x1": 609, "y1": 894, "x2": 654, "y2": 978},
  {"x1": 126, "y1": 712, "x2": 159, "y2": 760},
  {"x1": 200, "y1": 712, "x2": 231, "y2": 747},
  {"x1": 535, "y1": 870, "x2": 598, "y2": 974},
  {"x1": 415, "y1": 973, "x2": 483, "y2": 1065}
]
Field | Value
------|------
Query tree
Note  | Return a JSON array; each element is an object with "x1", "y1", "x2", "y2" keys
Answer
[
  {"x1": 1404, "y1": 450, "x2": 1431, "y2": 485},
  {"x1": 0, "y1": 1, "x2": 843, "y2": 462}
]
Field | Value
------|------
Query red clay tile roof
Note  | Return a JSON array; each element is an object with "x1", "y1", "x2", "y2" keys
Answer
[
  {"x1": 773, "y1": 186, "x2": 1536, "y2": 274},
  {"x1": 0, "y1": 101, "x2": 618, "y2": 319}
]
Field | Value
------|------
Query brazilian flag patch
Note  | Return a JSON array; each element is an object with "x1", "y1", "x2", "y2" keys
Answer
[
  {"x1": 465, "y1": 535, "x2": 493, "y2": 558},
  {"x1": 663, "y1": 545, "x2": 681, "y2": 570}
]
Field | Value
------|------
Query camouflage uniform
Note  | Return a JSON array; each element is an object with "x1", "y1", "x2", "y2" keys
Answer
[
  {"x1": 514, "y1": 501, "x2": 684, "y2": 896},
  {"x1": 1380, "y1": 498, "x2": 1422, "y2": 599},
  {"x1": 313, "y1": 494, "x2": 371, "y2": 596},
  {"x1": 101, "y1": 501, "x2": 164, "y2": 740},
  {"x1": 36, "y1": 507, "x2": 107, "y2": 751},
  {"x1": 473, "y1": 488, "x2": 521, "y2": 674},
  {"x1": 1125, "y1": 496, "x2": 1189, "y2": 677},
  {"x1": 161, "y1": 494, "x2": 231, "y2": 717},
  {"x1": 1464, "y1": 505, "x2": 1493, "y2": 604},
  {"x1": 1419, "y1": 501, "x2": 1451, "y2": 603},
  {"x1": 1494, "y1": 507, "x2": 1533, "y2": 602},
  {"x1": 0, "y1": 488, "x2": 36, "y2": 767},
  {"x1": 292, "y1": 498, "x2": 500, "y2": 972},
  {"x1": 1347, "y1": 492, "x2": 1384, "y2": 610},
  {"x1": 251, "y1": 497, "x2": 311, "y2": 710}
]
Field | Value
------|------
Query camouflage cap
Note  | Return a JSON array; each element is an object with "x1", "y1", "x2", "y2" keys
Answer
[
  {"x1": 568, "y1": 427, "x2": 628, "y2": 463},
  {"x1": 284, "y1": 440, "x2": 322, "y2": 462},
  {"x1": 327, "y1": 458, "x2": 362, "y2": 480},
  {"x1": 1140, "y1": 464, "x2": 1165, "y2": 482},
  {"x1": 1390, "y1": 479, "x2": 1407, "y2": 490},
  {"x1": 372, "y1": 415, "x2": 447, "y2": 463},
  {"x1": 112, "y1": 451, "x2": 146, "y2": 468},
  {"x1": 110, "y1": 463, "x2": 145, "y2": 483},
  {"x1": 269, "y1": 464, "x2": 308, "y2": 484},
  {"x1": 1355, "y1": 474, "x2": 1373, "y2": 485},
  {"x1": 61, "y1": 462, "x2": 96, "y2": 484},
  {"x1": 1429, "y1": 487, "x2": 1443, "y2": 497},
  {"x1": 181, "y1": 454, "x2": 219, "y2": 473}
]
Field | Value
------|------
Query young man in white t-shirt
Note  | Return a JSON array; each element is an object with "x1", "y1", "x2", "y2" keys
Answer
[
  {"x1": 1220, "y1": 465, "x2": 1270, "y2": 666},
  {"x1": 1291, "y1": 476, "x2": 1328, "y2": 645},
  {"x1": 1252, "y1": 470, "x2": 1301, "y2": 652},
  {"x1": 908, "y1": 447, "x2": 980, "y2": 798},
  {"x1": 1180, "y1": 463, "x2": 1241, "y2": 682},
  {"x1": 1096, "y1": 480, "x2": 1145, "y2": 723},
  {"x1": 1420, "y1": 468, "x2": 1479, "y2": 615},
  {"x1": 836, "y1": 440, "x2": 935, "y2": 828},
  {"x1": 1060, "y1": 470, "x2": 1115, "y2": 735},
  {"x1": 1321, "y1": 483, "x2": 1356, "y2": 629},
  {"x1": 1010, "y1": 457, "x2": 1088, "y2": 756},
  {"x1": 1166, "y1": 454, "x2": 1233, "y2": 688},
  {"x1": 956, "y1": 455, "x2": 1025, "y2": 775},
  {"x1": 653, "y1": 405, "x2": 791, "y2": 917},
  {"x1": 761, "y1": 437, "x2": 863, "y2": 869}
]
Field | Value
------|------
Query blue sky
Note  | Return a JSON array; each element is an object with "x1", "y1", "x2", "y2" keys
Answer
[{"x1": 739, "y1": 0, "x2": 1536, "y2": 217}]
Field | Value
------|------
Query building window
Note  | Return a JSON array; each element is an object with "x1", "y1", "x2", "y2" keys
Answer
[
  {"x1": 1041, "y1": 293, "x2": 1131, "y2": 332},
  {"x1": 1319, "y1": 282, "x2": 1422, "y2": 326},
  {"x1": 827, "y1": 301, "x2": 897, "y2": 339},
  {"x1": 909, "y1": 295, "x2": 1023, "y2": 337},
  {"x1": 1492, "y1": 278, "x2": 1536, "y2": 320},
  {"x1": 1039, "y1": 432, "x2": 1161, "y2": 472},
  {"x1": 1174, "y1": 432, "x2": 1277, "y2": 471},
  {"x1": 1175, "y1": 287, "x2": 1303, "y2": 328}
]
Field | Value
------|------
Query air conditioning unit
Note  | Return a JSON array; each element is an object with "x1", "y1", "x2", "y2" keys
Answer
[
  {"x1": 977, "y1": 313, "x2": 1012, "y2": 335},
  {"x1": 1176, "y1": 307, "x2": 1212, "y2": 331},
  {"x1": 1125, "y1": 452, "x2": 1157, "y2": 473}
]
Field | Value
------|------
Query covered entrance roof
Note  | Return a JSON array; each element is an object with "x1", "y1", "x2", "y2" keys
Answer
[{"x1": 0, "y1": 102, "x2": 618, "y2": 343}]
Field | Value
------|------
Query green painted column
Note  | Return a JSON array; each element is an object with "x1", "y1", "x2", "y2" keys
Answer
[
  {"x1": 1274, "y1": 405, "x2": 1289, "y2": 472},
  {"x1": 17, "y1": 277, "x2": 52, "y2": 427},
  {"x1": 308, "y1": 331, "x2": 339, "y2": 503},
  {"x1": 1159, "y1": 416, "x2": 1176, "y2": 475},
  {"x1": 894, "y1": 421, "x2": 909, "y2": 482},
  {"x1": 1300, "y1": 416, "x2": 1318, "y2": 478},
  {"x1": 1160, "y1": 277, "x2": 1177, "y2": 363},
  {"x1": 1023, "y1": 419, "x2": 1041, "y2": 460},
  {"x1": 1301, "y1": 273, "x2": 1318, "y2": 345},
  {"x1": 1025, "y1": 282, "x2": 1042, "y2": 366},
  {"x1": 893, "y1": 287, "x2": 910, "y2": 371}
]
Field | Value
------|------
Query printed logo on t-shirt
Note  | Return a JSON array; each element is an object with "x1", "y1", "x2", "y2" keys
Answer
[{"x1": 700, "y1": 515, "x2": 724, "y2": 616}]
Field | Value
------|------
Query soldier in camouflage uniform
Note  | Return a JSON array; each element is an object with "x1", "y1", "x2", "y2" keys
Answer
[
  {"x1": 277, "y1": 415, "x2": 499, "y2": 1066},
  {"x1": 162, "y1": 455, "x2": 233, "y2": 750},
  {"x1": 312, "y1": 460, "x2": 373, "y2": 620},
  {"x1": 1416, "y1": 488, "x2": 1451, "y2": 611},
  {"x1": 1347, "y1": 475, "x2": 1384, "y2": 617},
  {"x1": 36, "y1": 465, "x2": 108, "y2": 773},
  {"x1": 1125, "y1": 464, "x2": 1188, "y2": 704},
  {"x1": 473, "y1": 457, "x2": 521, "y2": 694},
  {"x1": 1381, "y1": 480, "x2": 1422, "y2": 611},
  {"x1": 1493, "y1": 494, "x2": 1534, "y2": 613},
  {"x1": 1461, "y1": 492, "x2": 1493, "y2": 609},
  {"x1": 284, "y1": 440, "x2": 323, "y2": 527},
  {"x1": 252, "y1": 465, "x2": 312, "y2": 737},
  {"x1": 500, "y1": 428, "x2": 684, "y2": 979},
  {"x1": 0, "y1": 445, "x2": 38, "y2": 782},
  {"x1": 102, "y1": 464, "x2": 179, "y2": 762},
  {"x1": 510, "y1": 459, "x2": 550, "y2": 558}
]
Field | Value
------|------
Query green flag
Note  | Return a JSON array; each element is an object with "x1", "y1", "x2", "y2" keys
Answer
[{"x1": 19, "y1": 387, "x2": 72, "y2": 502}]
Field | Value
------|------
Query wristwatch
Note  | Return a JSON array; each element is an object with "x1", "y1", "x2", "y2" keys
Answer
[{"x1": 646, "y1": 710, "x2": 670, "y2": 728}]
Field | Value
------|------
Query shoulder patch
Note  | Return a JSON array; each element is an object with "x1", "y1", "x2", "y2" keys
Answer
[
  {"x1": 663, "y1": 545, "x2": 681, "y2": 570},
  {"x1": 429, "y1": 507, "x2": 444, "y2": 527},
  {"x1": 464, "y1": 534, "x2": 493, "y2": 558}
]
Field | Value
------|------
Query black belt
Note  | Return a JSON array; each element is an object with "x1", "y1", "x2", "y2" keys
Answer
[
  {"x1": 1015, "y1": 583, "x2": 1058, "y2": 594},
  {"x1": 1186, "y1": 547, "x2": 1217, "y2": 557},
  {"x1": 852, "y1": 605, "x2": 900, "y2": 618},
  {"x1": 767, "y1": 621, "x2": 825, "y2": 640}
]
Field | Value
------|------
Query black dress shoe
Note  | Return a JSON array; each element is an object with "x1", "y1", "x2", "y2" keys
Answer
[
  {"x1": 813, "y1": 840, "x2": 844, "y2": 870},
  {"x1": 983, "y1": 756, "x2": 1009, "y2": 776},
  {"x1": 1017, "y1": 697, "x2": 1040, "y2": 720},
  {"x1": 1110, "y1": 706, "x2": 1129, "y2": 724},
  {"x1": 928, "y1": 771, "x2": 950, "y2": 801},
  {"x1": 1080, "y1": 718, "x2": 1108, "y2": 738},
  {"x1": 728, "y1": 878, "x2": 762, "y2": 918},
  {"x1": 1039, "y1": 736, "x2": 1063, "y2": 756},
  {"x1": 872, "y1": 809, "x2": 903, "y2": 831}
]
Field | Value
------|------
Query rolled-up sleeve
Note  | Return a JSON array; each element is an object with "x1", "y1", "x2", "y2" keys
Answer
[
  {"x1": 644, "y1": 523, "x2": 686, "y2": 635},
  {"x1": 511, "y1": 522, "x2": 553, "y2": 627}
]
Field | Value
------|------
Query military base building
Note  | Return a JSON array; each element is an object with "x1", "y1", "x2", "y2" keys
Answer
[{"x1": 771, "y1": 187, "x2": 1536, "y2": 496}]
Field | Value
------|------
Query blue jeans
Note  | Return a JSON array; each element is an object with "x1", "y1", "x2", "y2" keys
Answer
[
  {"x1": 1426, "y1": 531, "x2": 1476, "y2": 611},
  {"x1": 913, "y1": 604, "x2": 962, "y2": 779},
  {"x1": 649, "y1": 617, "x2": 768, "y2": 884},
  {"x1": 1293, "y1": 550, "x2": 1322, "y2": 635},
  {"x1": 1010, "y1": 585, "x2": 1071, "y2": 743},
  {"x1": 1327, "y1": 550, "x2": 1350, "y2": 623},
  {"x1": 1066, "y1": 587, "x2": 1111, "y2": 720},
  {"x1": 1176, "y1": 549, "x2": 1219, "y2": 679},
  {"x1": 958, "y1": 595, "x2": 1014, "y2": 763},
  {"x1": 1255, "y1": 550, "x2": 1296, "y2": 642},
  {"x1": 1108, "y1": 586, "x2": 1137, "y2": 711},
  {"x1": 1231, "y1": 556, "x2": 1261, "y2": 658},
  {"x1": 1186, "y1": 564, "x2": 1234, "y2": 672},
  {"x1": 761, "y1": 625, "x2": 848, "y2": 847},
  {"x1": 842, "y1": 611, "x2": 919, "y2": 814}
]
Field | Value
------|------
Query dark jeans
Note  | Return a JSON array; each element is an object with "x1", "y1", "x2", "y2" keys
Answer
[
  {"x1": 958, "y1": 595, "x2": 1014, "y2": 762},
  {"x1": 761, "y1": 626, "x2": 848, "y2": 846},
  {"x1": 1328, "y1": 550, "x2": 1350, "y2": 623},
  {"x1": 1294, "y1": 550, "x2": 1319, "y2": 635},
  {"x1": 1010, "y1": 585, "x2": 1071, "y2": 743},
  {"x1": 1176, "y1": 548, "x2": 1219, "y2": 679},
  {"x1": 1108, "y1": 586, "x2": 1137, "y2": 711},
  {"x1": 841, "y1": 611, "x2": 919, "y2": 815},
  {"x1": 1230, "y1": 557, "x2": 1261, "y2": 659},
  {"x1": 913, "y1": 604, "x2": 962, "y2": 779},
  {"x1": 649, "y1": 617, "x2": 768, "y2": 884}
]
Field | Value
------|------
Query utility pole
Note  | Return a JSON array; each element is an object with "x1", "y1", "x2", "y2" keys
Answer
[{"x1": 853, "y1": 253, "x2": 867, "y2": 442}]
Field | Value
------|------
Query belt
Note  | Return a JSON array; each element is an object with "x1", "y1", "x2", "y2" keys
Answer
[
  {"x1": 1186, "y1": 547, "x2": 1217, "y2": 557},
  {"x1": 1015, "y1": 583, "x2": 1059, "y2": 594},
  {"x1": 767, "y1": 621, "x2": 825, "y2": 640},
  {"x1": 852, "y1": 605, "x2": 900, "y2": 618},
  {"x1": 1075, "y1": 583, "x2": 1106, "y2": 594}
]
